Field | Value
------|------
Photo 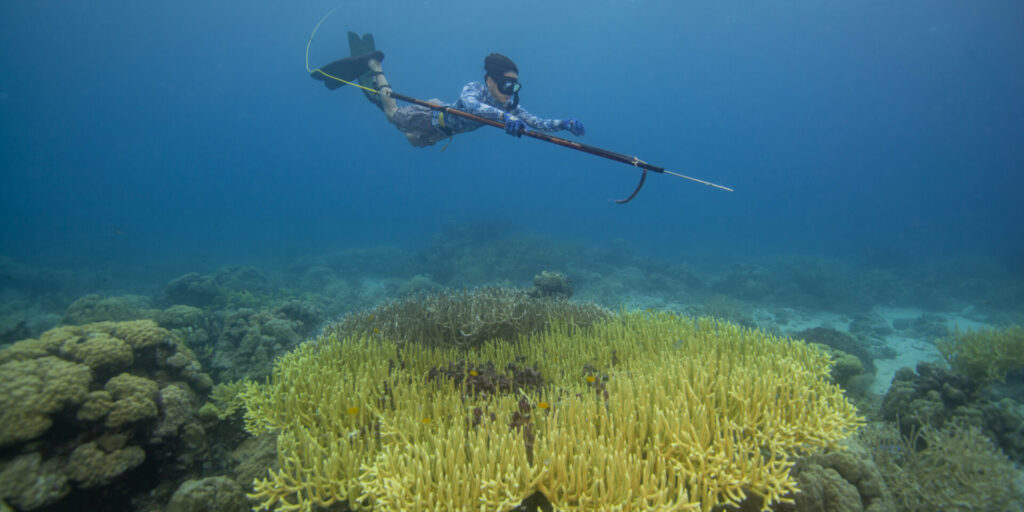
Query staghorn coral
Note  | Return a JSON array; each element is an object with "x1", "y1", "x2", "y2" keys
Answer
[
  {"x1": 936, "y1": 325, "x2": 1024, "y2": 384},
  {"x1": 206, "y1": 380, "x2": 251, "y2": 420},
  {"x1": 242, "y1": 312, "x2": 862, "y2": 512},
  {"x1": 326, "y1": 286, "x2": 610, "y2": 350}
]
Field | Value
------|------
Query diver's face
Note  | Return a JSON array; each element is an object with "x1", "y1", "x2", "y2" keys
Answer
[{"x1": 487, "y1": 71, "x2": 519, "y2": 104}]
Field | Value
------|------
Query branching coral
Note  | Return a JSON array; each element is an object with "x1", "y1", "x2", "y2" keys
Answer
[
  {"x1": 936, "y1": 325, "x2": 1024, "y2": 384},
  {"x1": 864, "y1": 421, "x2": 1023, "y2": 512},
  {"x1": 208, "y1": 380, "x2": 251, "y2": 420},
  {"x1": 243, "y1": 312, "x2": 862, "y2": 512}
]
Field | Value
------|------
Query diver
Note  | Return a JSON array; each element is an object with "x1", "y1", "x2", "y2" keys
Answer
[{"x1": 313, "y1": 33, "x2": 585, "y2": 148}]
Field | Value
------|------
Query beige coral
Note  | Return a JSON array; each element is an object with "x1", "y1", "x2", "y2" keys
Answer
[
  {"x1": 67, "y1": 441, "x2": 146, "y2": 489},
  {"x1": 59, "y1": 332, "x2": 133, "y2": 370},
  {"x1": 0, "y1": 337, "x2": 62, "y2": 364},
  {"x1": 0, "y1": 356, "x2": 92, "y2": 446},
  {"x1": 104, "y1": 373, "x2": 159, "y2": 429},
  {"x1": 153, "y1": 384, "x2": 196, "y2": 439},
  {"x1": 77, "y1": 390, "x2": 114, "y2": 422},
  {"x1": 103, "y1": 319, "x2": 173, "y2": 350},
  {"x1": 0, "y1": 452, "x2": 69, "y2": 510}
]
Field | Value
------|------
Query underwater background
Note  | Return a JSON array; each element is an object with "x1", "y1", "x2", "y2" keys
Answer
[{"x1": 2, "y1": 1, "x2": 1023, "y2": 511}]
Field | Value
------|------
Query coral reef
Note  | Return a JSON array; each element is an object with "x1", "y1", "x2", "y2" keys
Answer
[
  {"x1": 711, "y1": 263, "x2": 776, "y2": 302},
  {"x1": 62, "y1": 294, "x2": 158, "y2": 325},
  {"x1": 242, "y1": 312, "x2": 861, "y2": 511},
  {"x1": 780, "y1": 437, "x2": 896, "y2": 512},
  {"x1": 848, "y1": 311, "x2": 893, "y2": 341},
  {"x1": 690, "y1": 293, "x2": 756, "y2": 328},
  {"x1": 937, "y1": 325, "x2": 1024, "y2": 384},
  {"x1": 526, "y1": 270, "x2": 573, "y2": 299},
  {"x1": 166, "y1": 476, "x2": 249, "y2": 512},
  {"x1": 50, "y1": 288, "x2": 324, "y2": 385},
  {"x1": 204, "y1": 380, "x2": 249, "y2": 420},
  {"x1": 416, "y1": 221, "x2": 575, "y2": 286},
  {"x1": 326, "y1": 287, "x2": 611, "y2": 350},
  {"x1": 162, "y1": 267, "x2": 272, "y2": 309},
  {"x1": 209, "y1": 300, "x2": 323, "y2": 382},
  {"x1": 0, "y1": 320, "x2": 213, "y2": 510},
  {"x1": 812, "y1": 344, "x2": 872, "y2": 396},
  {"x1": 863, "y1": 421, "x2": 1023, "y2": 512},
  {"x1": 792, "y1": 327, "x2": 877, "y2": 374},
  {"x1": 882, "y1": 362, "x2": 1024, "y2": 463},
  {"x1": 891, "y1": 313, "x2": 948, "y2": 341}
]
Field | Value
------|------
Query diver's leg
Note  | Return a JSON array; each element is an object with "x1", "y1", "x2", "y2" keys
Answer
[{"x1": 368, "y1": 59, "x2": 397, "y2": 121}]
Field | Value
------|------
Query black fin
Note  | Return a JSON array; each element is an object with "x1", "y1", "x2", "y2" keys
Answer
[
  {"x1": 347, "y1": 32, "x2": 384, "y2": 110},
  {"x1": 310, "y1": 51, "x2": 384, "y2": 90}
]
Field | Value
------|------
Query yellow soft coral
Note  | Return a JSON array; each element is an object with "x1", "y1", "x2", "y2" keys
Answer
[{"x1": 242, "y1": 312, "x2": 862, "y2": 512}]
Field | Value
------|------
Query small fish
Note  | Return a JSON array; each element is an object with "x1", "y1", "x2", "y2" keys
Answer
[
  {"x1": 373, "y1": 328, "x2": 380, "y2": 334},
  {"x1": 368, "y1": 314, "x2": 374, "y2": 321},
  {"x1": 538, "y1": 401, "x2": 550, "y2": 409},
  {"x1": 422, "y1": 418, "x2": 431, "y2": 424},
  {"x1": 347, "y1": 406, "x2": 359, "y2": 415},
  {"x1": 585, "y1": 375, "x2": 596, "y2": 383},
  {"x1": 469, "y1": 370, "x2": 479, "y2": 377}
]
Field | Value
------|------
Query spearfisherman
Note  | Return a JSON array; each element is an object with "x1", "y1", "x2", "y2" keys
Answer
[{"x1": 320, "y1": 33, "x2": 585, "y2": 147}]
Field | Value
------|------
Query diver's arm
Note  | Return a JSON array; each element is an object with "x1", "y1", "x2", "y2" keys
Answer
[
  {"x1": 459, "y1": 82, "x2": 513, "y2": 122},
  {"x1": 509, "y1": 106, "x2": 563, "y2": 133}
]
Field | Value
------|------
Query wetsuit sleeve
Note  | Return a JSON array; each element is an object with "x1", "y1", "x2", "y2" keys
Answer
[
  {"x1": 460, "y1": 83, "x2": 511, "y2": 122},
  {"x1": 509, "y1": 106, "x2": 564, "y2": 133}
]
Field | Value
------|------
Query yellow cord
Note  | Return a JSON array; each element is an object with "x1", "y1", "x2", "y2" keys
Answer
[
  {"x1": 305, "y1": 8, "x2": 456, "y2": 150},
  {"x1": 305, "y1": 6, "x2": 381, "y2": 94}
]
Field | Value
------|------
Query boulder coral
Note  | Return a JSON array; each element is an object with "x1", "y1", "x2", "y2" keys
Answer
[
  {"x1": 882, "y1": 361, "x2": 1024, "y2": 463},
  {"x1": 0, "y1": 356, "x2": 92, "y2": 447},
  {"x1": 0, "y1": 320, "x2": 214, "y2": 511}
]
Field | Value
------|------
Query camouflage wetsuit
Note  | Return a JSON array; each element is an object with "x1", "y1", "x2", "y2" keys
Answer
[{"x1": 392, "y1": 81, "x2": 567, "y2": 147}]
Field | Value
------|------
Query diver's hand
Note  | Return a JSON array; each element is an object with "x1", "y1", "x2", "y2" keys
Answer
[
  {"x1": 562, "y1": 118, "x2": 585, "y2": 136},
  {"x1": 504, "y1": 118, "x2": 526, "y2": 137}
]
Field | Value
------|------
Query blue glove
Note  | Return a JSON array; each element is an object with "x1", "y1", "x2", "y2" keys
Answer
[
  {"x1": 562, "y1": 118, "x2": 585, "y2": 136},
  {"x1": 504, "y1": 118, "x2": 527, "y2": 137}
]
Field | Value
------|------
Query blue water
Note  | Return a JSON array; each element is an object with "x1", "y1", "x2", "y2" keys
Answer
[{"x1": 2, "y1": 0, "x2": 1022, "y2": 271}]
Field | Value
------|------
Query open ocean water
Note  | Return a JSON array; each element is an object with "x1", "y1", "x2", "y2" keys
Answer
[{"x1": 2, "y1": 1, "x2": 1022, "y2": 511}]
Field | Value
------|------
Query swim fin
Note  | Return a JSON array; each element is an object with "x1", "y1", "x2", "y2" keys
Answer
[
  {"x1": 310, "y1": 50, "x2": 385, "y2": 90},
  {"x1": 348, "y1": 32, "x2": 384, "y2": 110}
]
